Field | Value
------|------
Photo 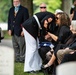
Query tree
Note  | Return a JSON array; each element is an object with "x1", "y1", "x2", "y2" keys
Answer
[
  {"x1": 20, "y1": 0, "x2": 33, "y2": 17},
  {"x1": 62, "y1": 0, "x2": 72, "y2": 16},
  {"x1": 0, "y1": 0, "x2": 73, "y2": 22},
  {"x1": 0, "y1": 0, "x2": 12, "y2": 22}
]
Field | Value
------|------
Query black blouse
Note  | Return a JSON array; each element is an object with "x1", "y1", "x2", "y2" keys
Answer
[{"x1": 56, "y1": 25, "x2": 72, "y2": 44}]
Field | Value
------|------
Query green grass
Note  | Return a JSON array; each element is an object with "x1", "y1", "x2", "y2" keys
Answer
[
  {"x1": 3, "y1": 31, "x2": 49, "y2": 75},
  {"x1": 14, "y1": 62, "x2": 44, "y2": 75},
  {"x1": 3, "y1": 31, "x2": 44, "y2": 75}
]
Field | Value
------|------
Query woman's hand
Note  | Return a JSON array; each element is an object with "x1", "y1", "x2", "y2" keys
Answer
[
  {"x1": 44, "y1": 20, "x2": 48, "y2": 29},
  {"x1": 45, "y1": 34, "x2": 51, "y2": 40},
  {"x1": 47, "y1": 32, "x2": 58, "y2": 41},
  {"x1": 48, "y1": 32, "x2": 51, "y2": 35}
]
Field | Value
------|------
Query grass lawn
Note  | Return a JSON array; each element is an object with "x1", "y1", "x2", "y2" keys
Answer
[
  {"x1": 14, "y1": 62, "x2": 44, "y2": 75},
  {"x1": 3, "y1": 31, "x2": 12, "y2": 39},
  {"x1": 3, "y1": 31, "x2": 50, "y2": 75}
]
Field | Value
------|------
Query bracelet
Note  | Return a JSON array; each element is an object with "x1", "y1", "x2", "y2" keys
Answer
[{"x1": 46, "y1": 63, "x2": 50, "y2": 67}]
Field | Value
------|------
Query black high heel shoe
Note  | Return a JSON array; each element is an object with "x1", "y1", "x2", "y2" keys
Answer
[
  {"x1": 41, "y1": 65, "x2": 46, "y2": 70},
  {"x1": 41, "y1": 65, "x2": 52, "y2": 75},
  {"x1": 41, "y1": 64, "x2": 49, "y2": 70}
]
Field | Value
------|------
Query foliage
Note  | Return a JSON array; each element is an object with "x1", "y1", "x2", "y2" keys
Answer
[
  {"x1": 0, "y1": 0, "x2": 62, "y2": 22},
  {"x1": 0, "y1": 0, "x2": 12, "y2": 22},
  {"x1": 33, "y1": 0, "x2": 62, "y2": 14}
]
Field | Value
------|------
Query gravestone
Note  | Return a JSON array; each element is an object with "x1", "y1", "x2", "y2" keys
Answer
[
  {"x1": 0, "y1": 46, "x2": 14, "y2": 75},
  {"x1": 56, "y1": 62, "x2": 76, "y2": 75}
]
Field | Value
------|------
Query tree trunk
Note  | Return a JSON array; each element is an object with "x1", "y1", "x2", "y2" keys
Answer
[
  {"x1": 62, "y1": 0, "x2": 72, "y2": 16},
  {"x1": 20, "y1": 0, "x2": 33, "y2": 17}
]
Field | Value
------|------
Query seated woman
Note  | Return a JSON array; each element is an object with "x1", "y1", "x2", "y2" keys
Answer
[
  {"x1": 38, "y1": 14, "x2": 58, "y2": 64},
  {"x1": 22, "y1": 11, "x2": 55, "y2": 72},
  {"x1": 42, "y1": 12, "x2": 72, "y2": 69},
  {"x1": 57, "y1": 25, "x2": 76, "y2": 64}
]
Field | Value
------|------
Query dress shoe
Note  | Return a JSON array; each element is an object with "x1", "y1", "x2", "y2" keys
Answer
[{"x1": 28, "y1": 71, "x2": 36, "y2": 73}]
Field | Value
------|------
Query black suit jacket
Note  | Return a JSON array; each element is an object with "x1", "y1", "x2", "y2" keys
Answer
[{"x1": 8, "y1": 5, "x2": 29, "y2": 36}]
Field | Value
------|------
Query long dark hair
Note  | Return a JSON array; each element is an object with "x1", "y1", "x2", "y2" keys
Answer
[{"x1": 56, "y1": 12, "x2": 71, "y2": 27}]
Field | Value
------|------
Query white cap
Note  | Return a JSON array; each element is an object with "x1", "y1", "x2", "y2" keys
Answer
[{"x1": 55, "y1": 9, "x2": 63, "y2": 14}]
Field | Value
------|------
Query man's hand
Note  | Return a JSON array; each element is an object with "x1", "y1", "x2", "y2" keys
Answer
[
  {"x1": 8, "y1": 30, "x2": 12, "y2": 36},
  {"x1": 21, "y1": 31, "x2": 24, "y2": 37}
]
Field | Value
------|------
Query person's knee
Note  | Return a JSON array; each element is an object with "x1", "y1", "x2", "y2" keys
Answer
[
  {"x1": 57, "y1": 50, "x2": 63, "y2": 58},
  {"x1": 57, "y1": 50, "x2": 65, "y2": 63}
]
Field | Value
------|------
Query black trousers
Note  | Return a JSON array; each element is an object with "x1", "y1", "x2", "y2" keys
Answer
[
  {"x1": 38, "y1": 46, "x2": 51, "y2": 64},
  {"x1": 12, "y1": 34, "x2": 25, "y2": 62}
]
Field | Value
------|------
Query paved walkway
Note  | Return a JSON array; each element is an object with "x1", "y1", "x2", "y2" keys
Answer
[
  {"x1": 0, "y1": 39, "x2": 13, "y2": 48},
  {"x1": 0, "y1": 39, "x2": 14, "y2": 75}
]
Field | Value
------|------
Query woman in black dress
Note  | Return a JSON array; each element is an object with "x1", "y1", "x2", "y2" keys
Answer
[
  {"x1": 22, "y1": 12, "x2": 55, "y2": 72},
  {"x1": 42, "y1": 12, "x2": 72, "y2": 69}
]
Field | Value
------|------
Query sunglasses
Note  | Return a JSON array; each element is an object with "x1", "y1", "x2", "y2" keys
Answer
[
  {"x1": 56, "y1": 17, "x2": 59, "y2": 20},
  {"x1": 40, "y1": 7, "x2": 46, "y2": 9}
]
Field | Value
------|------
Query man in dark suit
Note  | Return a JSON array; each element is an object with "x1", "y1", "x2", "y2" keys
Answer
[{"x1": 8, "y1": 0, "x2": 29, "y2": 63}]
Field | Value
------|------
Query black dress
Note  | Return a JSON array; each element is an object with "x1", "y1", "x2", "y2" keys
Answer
[
  {"x1": 37, "y1": 13, "x2": 58, "y2": 62},
  {"x1": 53, "y1": 25, "x2": 72, "y2": 57},
  {"x1": 22, "y1": 12, "x2": 56, "y2": 71}
]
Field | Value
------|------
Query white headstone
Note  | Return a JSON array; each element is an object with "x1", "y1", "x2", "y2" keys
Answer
[
  {"x1": 0, "y1": 46, "x2": 14, "y2": 75},
  {"x1": 71, "y1": 20, "x2": 76, "y2": 30},
  {"x1": 56, "y1": 62, "x2": 76, "y2": 75}
]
